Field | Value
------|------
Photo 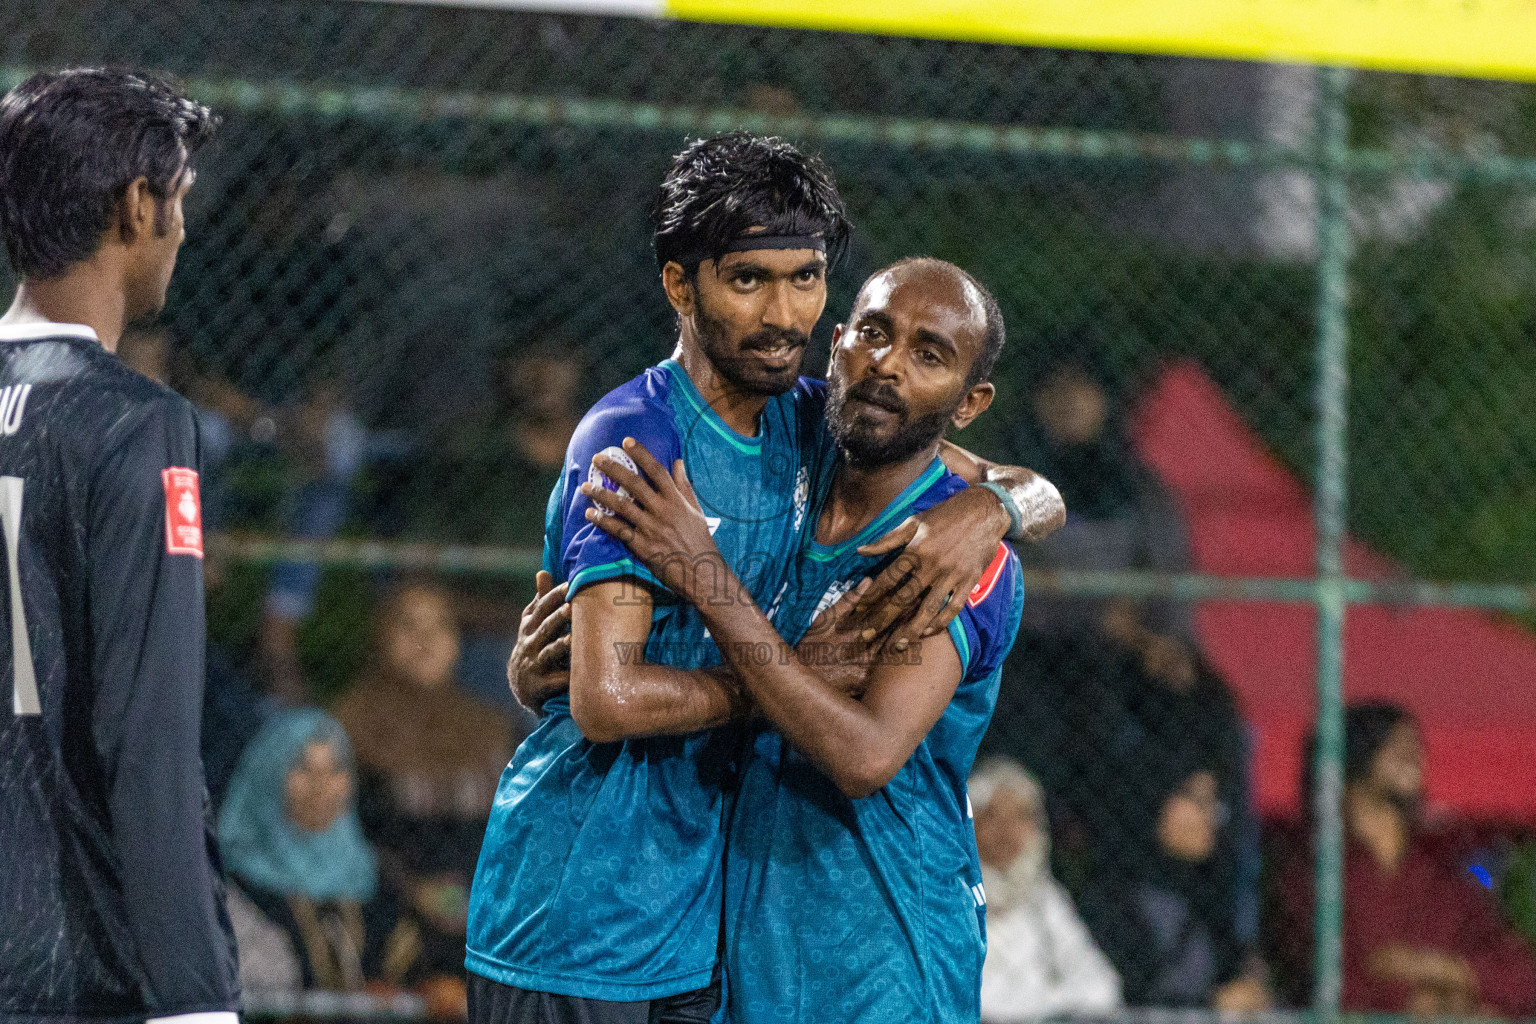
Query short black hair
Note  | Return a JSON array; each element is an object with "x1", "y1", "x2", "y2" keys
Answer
[
  {"x1": 880, "y1": 257, "x2": 1006, "y2": 388},
  {"x1": 0, "y1": 68, "x2": 218, "y2": 279},
  {"x1": 650, "y1": 132, "x2": 850, "y2": 275}
]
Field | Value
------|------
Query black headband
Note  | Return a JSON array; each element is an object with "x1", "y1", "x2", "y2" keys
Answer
[{"x1": 681, "y1": 234, "x2": 827, "y2": 266}]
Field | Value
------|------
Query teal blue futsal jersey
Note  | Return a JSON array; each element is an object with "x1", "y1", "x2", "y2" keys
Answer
[
  {"x1": 466, "y1": 358, "x2": 834, "y2": 1001},
  {"x1": 723, "y1": 458, "x2": 1025, "y2": 1024}
]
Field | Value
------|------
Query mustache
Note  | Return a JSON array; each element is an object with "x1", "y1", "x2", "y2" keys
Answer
[
  {"x1": 842, "y1": 378, "x2": 907, "y2": 415},
  {"x1": 740, "y1": 327, "x2": 810, "y2": 352}
]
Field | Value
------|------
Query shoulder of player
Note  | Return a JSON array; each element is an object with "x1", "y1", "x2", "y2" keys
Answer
[
  {"x1": 91, "y1": 372, "x2": 198, "y2": 459},
  {"x1": 945, "y1": 541, "x2": 1019, "y2": 666},
  {"x1": 967, "y1": 541, "x2": 1020, "y2": 611},
  {"x1": 794, "y1": 375, "x2": 828, "y2": 402},
  {"x1": 906, "y1": 465, "x2": 973, "y2": 517},
  {"x1": 567, "y1": 369, "x2": 680, "y2": 460},
  {"x1": 786, "y1": 375, "x2": 830, "y2": 424},
  {"x1": 37, "y1": 348, "x2": 194, "y2": 448},
  {"x1": 63, "y1": 343, "x2": 183, "y2": 405}
]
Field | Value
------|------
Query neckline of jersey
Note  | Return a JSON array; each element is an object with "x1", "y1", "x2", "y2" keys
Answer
[
  {"x1": 806, "y1": 457, "x2": 948, "y2": 560},
  {"x1": 0, "y1": 321, "x2": 98, "y2": 344},
  {"x1": 659, "y1": 357, "x2": 764, "y2": 453}
]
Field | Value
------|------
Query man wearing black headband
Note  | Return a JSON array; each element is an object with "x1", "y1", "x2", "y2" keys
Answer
[{"x1": 465, "y1": 133, "x2": 1062, "y2": 1024}]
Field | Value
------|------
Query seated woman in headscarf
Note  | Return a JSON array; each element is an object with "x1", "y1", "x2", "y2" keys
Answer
[
  {"x1": 333, "y1": 582, "x2": 511, "y2": 977},
  {"x1": 1076, "y1": 749, "x2": 1271, "y2": 1011},
  {"x1": 218, "y1": 708, "x2": 420, "y2": 993}
]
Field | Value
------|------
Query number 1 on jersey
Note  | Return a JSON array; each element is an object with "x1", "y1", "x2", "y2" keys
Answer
[{"x1": 1, "y1": 476, "x2": 38, "y2": 715}]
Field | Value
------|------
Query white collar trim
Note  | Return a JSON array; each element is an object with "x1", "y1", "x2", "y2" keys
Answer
[{"x1": 0, "y1": 321, "x2": 99, "y2": 344}]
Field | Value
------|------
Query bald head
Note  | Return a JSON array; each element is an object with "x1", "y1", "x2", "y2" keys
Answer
[{"x1": 851, "y1": 257, "x2": 1005, "y2": 388}]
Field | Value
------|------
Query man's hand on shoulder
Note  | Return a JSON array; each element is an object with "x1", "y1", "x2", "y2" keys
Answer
[
  {"x1": 582, "y1": 437, "x2": 739, "y2": 609},
  {"x1": 851, "y1": 485, "x2": 1008, "y2": 642}
]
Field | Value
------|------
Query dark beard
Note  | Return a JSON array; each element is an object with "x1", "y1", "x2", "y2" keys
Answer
[
  {"x1": 828, "y1": 375, "x2": 956, "y2": 470},
  {"x1": 693, "y1": 293, "x2": 808, "y2": 398}
]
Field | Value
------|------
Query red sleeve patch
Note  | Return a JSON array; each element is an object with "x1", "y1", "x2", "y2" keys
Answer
[
  {"x1": 967, "y1": 542, "x2": 1009, "y2": 607},
  {"x1": 162, "y1": 467, "x2": 204, "y2": 558}
]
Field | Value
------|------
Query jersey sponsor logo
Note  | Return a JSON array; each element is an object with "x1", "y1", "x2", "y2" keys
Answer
[
  {"x1": 764, "y1": 578, "x2": 789, "y2": 625},
  {"x1": 967, "y1": 542, "x2": 1009, "y2": 607},
  {"x1": 0, "y1": 384, "x2": 31, "y2": 436},
  {"x1": 792, "y1": 466, "x2": 810, "y2": 532},
  {"x1": 162, "y1": 468, "x2": 203, "y2": 557},
  {"x1": 811, "y1": 578, "x2": 857, "y2": 623}
]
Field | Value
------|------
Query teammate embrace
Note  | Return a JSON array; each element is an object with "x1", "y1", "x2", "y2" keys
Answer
[
  {"x1": 0, "y1": 62, "x2": 1061, "y2": 1024},
  {"x1": 467, "y1": 134, "x2": 1063, "y2": 1024}
]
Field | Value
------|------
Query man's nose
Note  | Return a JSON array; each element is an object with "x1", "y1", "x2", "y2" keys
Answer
[
  {"x1": 868, "y1": 341, "x2": 901, "y2": 378},
  {"x1": 762, "y1": 281, "x2": 797, "y2": 329}
]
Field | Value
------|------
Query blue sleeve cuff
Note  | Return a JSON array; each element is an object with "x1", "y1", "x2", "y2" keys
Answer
[
  {"x1": 568, "y1": 558, "x2": 668, "y2": 600},
  {"x1": 946, "y1": 615, "x2": 972, "y2": 676}
]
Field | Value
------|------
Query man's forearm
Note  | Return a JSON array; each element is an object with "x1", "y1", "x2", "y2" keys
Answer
[
  {"x1": 984, "y1": 463, "x2": 1066, "y2": 542},
  {"x1": 571, "y1": 659, "x2": 743, "y2": 741},
  {"x1": 693, "y1": 575, "x2": 891, "y2": 790},
  {"x1": 569, "y1": 581, "x2": 748, "y2": 741},
  {"x1": 937, "y1": 441, "x2": 1065, "y2": 543}
]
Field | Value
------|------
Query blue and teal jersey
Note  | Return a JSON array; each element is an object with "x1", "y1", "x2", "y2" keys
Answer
[
  {"x1": 466, "y1": 358, "x2": 833, "y2": 1001},
  {"x1": 723, "y1": 458, "x2": 1026, "y2": 1024}
]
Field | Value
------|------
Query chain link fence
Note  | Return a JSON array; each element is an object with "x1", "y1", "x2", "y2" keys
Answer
[{"x1": 5, "y1": 0, "x2": 1536, "y2": 1018}]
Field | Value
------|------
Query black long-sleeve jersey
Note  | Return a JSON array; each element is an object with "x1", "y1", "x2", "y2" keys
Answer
[{"x1": 0, "y1": 322, "x2": 240, "y2": 1024}]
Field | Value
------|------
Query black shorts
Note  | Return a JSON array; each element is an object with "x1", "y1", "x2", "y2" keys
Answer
[{"x1": 467, "y1": 970, "x2": 721, "y2": 1024}]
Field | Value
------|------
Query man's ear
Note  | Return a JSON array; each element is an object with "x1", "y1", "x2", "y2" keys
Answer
[
  {"x1": 830, "y1": 323, "x2": 845, "y2": 346},
  {"x1": 661, "y1": 260, "x2": 699, "y2": 318},
  {"x1": 117, "y1": 176, "x2": 158, "y2": 247},
  {"x1": 950, "y1": 381, "x2": 996, "y2": 431}
]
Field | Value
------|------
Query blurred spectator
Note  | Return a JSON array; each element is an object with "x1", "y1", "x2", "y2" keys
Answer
[
  {"x1": 333, "y1": 583, "x2": 511, "y2": 978},
  {"x1": 117, "y1": 326, "x2": 374, "y2": 704},
  {"x1": 193, "y1": 543, "x2": 284, "y2": 810},
  {"x1": 203, "y1": 644, "x2": 273, "y2": 808},
  {"x1": 507, "y1": 344, "x2": 583, "y2": 471},
  {"x1": 413, "y1": 342, "x2": 584, "y2": 546},
  {"x1": 982, "y1": 347, "x2": 1264, "y2": 1001},
  {"x1": 217, "y1": 709, "x2": 420, "y2": 993},
  {"x1": 259, "y1": 377, "x2": 373, "y2": 703},
  {"x1": 1012, "y1": 353, "x2": 1193, "y2": 640},
  {"x1": 1078, "y1": 752, "x2": 1271, "y2": 1011},
  {"x1": 970, "y1": 758, "x2": 1122, "y2": 1021},
  {"x1": 1099, "y1": 600, "x2": 1264, "y2": 956},
  {"x1": 201, "y1": 550, "x2": 282, "y2": 808},
  {"x1": 1278, "y1": 702, "x2": 1536, "y2": 1016},
  {"x1": 985, "y1": 599, "x2": 1263, "y2": 982}
]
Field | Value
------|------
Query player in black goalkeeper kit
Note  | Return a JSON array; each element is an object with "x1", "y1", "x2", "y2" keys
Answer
[{"x1": 0, "y1": 71, "x2": 240, "y2": 1024}]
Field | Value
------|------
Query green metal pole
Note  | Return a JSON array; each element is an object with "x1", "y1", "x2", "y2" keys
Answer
[{"x1": 1312, "y1": 64, "x2": 1352, "y2": 1023}]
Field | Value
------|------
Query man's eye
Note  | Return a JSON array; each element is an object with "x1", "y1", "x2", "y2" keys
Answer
[
  {"x1": 919, "y1": 349, "x2": 942, "y2": 365},
  {"x1": 858, "y1": 325, "x2": 882, "y2": 342}
]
